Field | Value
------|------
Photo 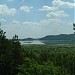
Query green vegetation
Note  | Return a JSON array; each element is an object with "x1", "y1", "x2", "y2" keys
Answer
[
  {"x1": 0, "y1": 29, "x2": 23, "y2": 75},
  {"x1": 20, "y1": 45, "x2": 75, "y2": 75},
  {"x1": 0, "y1": 29, "x2": 75, "y2": 75}
]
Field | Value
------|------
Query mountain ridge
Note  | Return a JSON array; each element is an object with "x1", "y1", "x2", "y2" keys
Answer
[
  {"x1": 20, "y1": 34, "x2": 75, "y2": 41},
  {"x1": 39, "y1": 34, "x2": 75, "y2": 40}
]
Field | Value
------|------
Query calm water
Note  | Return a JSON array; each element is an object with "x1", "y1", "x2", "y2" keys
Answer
[
  {"x1": 20, "y1": 40, "x2": 44, "y2": 45},
  {"x1": 20, "y1": 40, "x2": 75, "y2": 45}
]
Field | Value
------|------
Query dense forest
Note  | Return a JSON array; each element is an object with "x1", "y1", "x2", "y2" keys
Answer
[{"x1": 0, "y1": 29, "x2": 75, "y2": 75}]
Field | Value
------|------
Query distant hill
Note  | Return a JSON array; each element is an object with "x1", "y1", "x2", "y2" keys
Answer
[
  {"x1": 19, "y1": 38, "x2": 35, "y2": 41},
  {"x1": 39, "y1": 34, "x2": 75, "y2": 40},
  {"x1": 38, "y1": 34, "x2": 75, "y2": 44},
  {"x1": 20, "y1": 34, "x2": 75, "y2": 41}
]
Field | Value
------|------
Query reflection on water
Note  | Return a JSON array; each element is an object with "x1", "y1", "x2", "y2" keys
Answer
[{"x1": 20, "y1": 40, "x2": 44, "y2": 45}]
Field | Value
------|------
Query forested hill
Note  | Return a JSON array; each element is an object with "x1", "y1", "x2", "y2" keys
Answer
[
  {"x1": 20, "y1": 34, "x2": 75, "y2": 41},
  {"x1": 39, "y1": 34, "x2": 75, "y2": 40}
]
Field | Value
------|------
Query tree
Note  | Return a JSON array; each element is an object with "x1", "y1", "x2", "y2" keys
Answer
[
  {"x1": 73, "y1": 23, "x2": 75, "y2": 34},
  {"x1": 0, "y1": 29, "x2": 23, "y2": 75}
]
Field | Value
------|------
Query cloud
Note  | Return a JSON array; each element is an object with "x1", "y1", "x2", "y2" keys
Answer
[
  {"x1": 39, "y1": 0, "x2": 74, "y2": 12},
  {"x1": 3, "y1": 20, "x2": 42, "y2": 38},
  {"x1": 3, "y1": 19, "x2": 63, "y2": 35},
  {"x1": 20, "y1": 6, "x2": 33, "y2": 12},
  {"x1": 12, "y1": 21, "x2": 20, "y2": 24},
  {"x1": 39, "y1": 6, "x2": 56, "y2": 11},
  {"x1": 2, "y1": 17, "x2": 72, "y2": 38},
  {"x1": 52, "y1": 0, "x2": 75, "y2": 8},
  {"x1": 0, "y1": 18, "x2": 6, "y2": 22},
  {"x1": 39, "y1": 0, "x2": 73, "y2": 18},
  {"x1": 0, "y1": 4, "x2": 17, "y2": 16},
  {"x1": 46, "y1": 10, "x2": 69, "y2": 18},
  {"x1": 40, "y1": 18, "x2": 63, "y2": 25}
]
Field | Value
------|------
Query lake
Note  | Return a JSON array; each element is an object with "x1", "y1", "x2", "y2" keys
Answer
[
  {"x1": 20, "y1": 40, "x2": 44, "y2": 45},
  {"x1": 20, "y1": 40, "x2": 75, "y2": 45}
]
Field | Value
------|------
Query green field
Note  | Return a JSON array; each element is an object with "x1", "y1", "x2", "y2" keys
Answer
[{"x1": 18, "y1": 44, "x2": 75, "y2": 75}]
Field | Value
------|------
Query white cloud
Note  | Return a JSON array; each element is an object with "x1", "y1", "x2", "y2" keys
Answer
[
  {"x1": 0, "y1": 4, "x2": 17, "y2": 16},
  {"x1": 39, "y1": 0, "x2": 73, "y2": 18},
  {"x1": 39, "y1": 6, "x2": 56, "y2": 11},
  {"x1": 3, "y1": 20, "x2": 42, "y2": 38},
  {"x1": 12, "y1": 21, "x2": 21, "y2": 25},
  {"x1": 0, "y1": 18, "x2": 6, "y2": 22},
  {"x1": 46, "y1": 10, "x2": 69, "y2": 18},
  {"x1": 52, "y1": 0, "x2": 75, "y2": 8},
  {"x1": 20, "y1": 6, "x2": 33, "y2": 12},
  {"x1": 2, "y1": 18, "x2": 72, "y2": 38},
  {"x1": 40, "y1": 18, "x2": 63, "y2": 25}
]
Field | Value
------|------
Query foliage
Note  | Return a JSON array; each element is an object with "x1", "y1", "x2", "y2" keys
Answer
[
  {"x1": 20, "y1": 45, "x2": 75, "y2": 75},
  {"x1": 0, "y1": 29, "x2": 23, "y2": 75}
]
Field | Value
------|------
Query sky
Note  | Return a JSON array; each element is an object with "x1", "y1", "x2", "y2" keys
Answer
[{"x1": 0, "y1": 0, "x2": 75, "y2": 39}]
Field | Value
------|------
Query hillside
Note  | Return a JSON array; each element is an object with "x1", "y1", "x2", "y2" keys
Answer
[{"x1": 39, "y1": 34, "x2": 75, "y2": 40}]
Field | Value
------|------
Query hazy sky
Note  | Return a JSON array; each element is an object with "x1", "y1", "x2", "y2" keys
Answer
[{"x1": 0, "y1": 0, "x2": 74, "y2": 38}]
